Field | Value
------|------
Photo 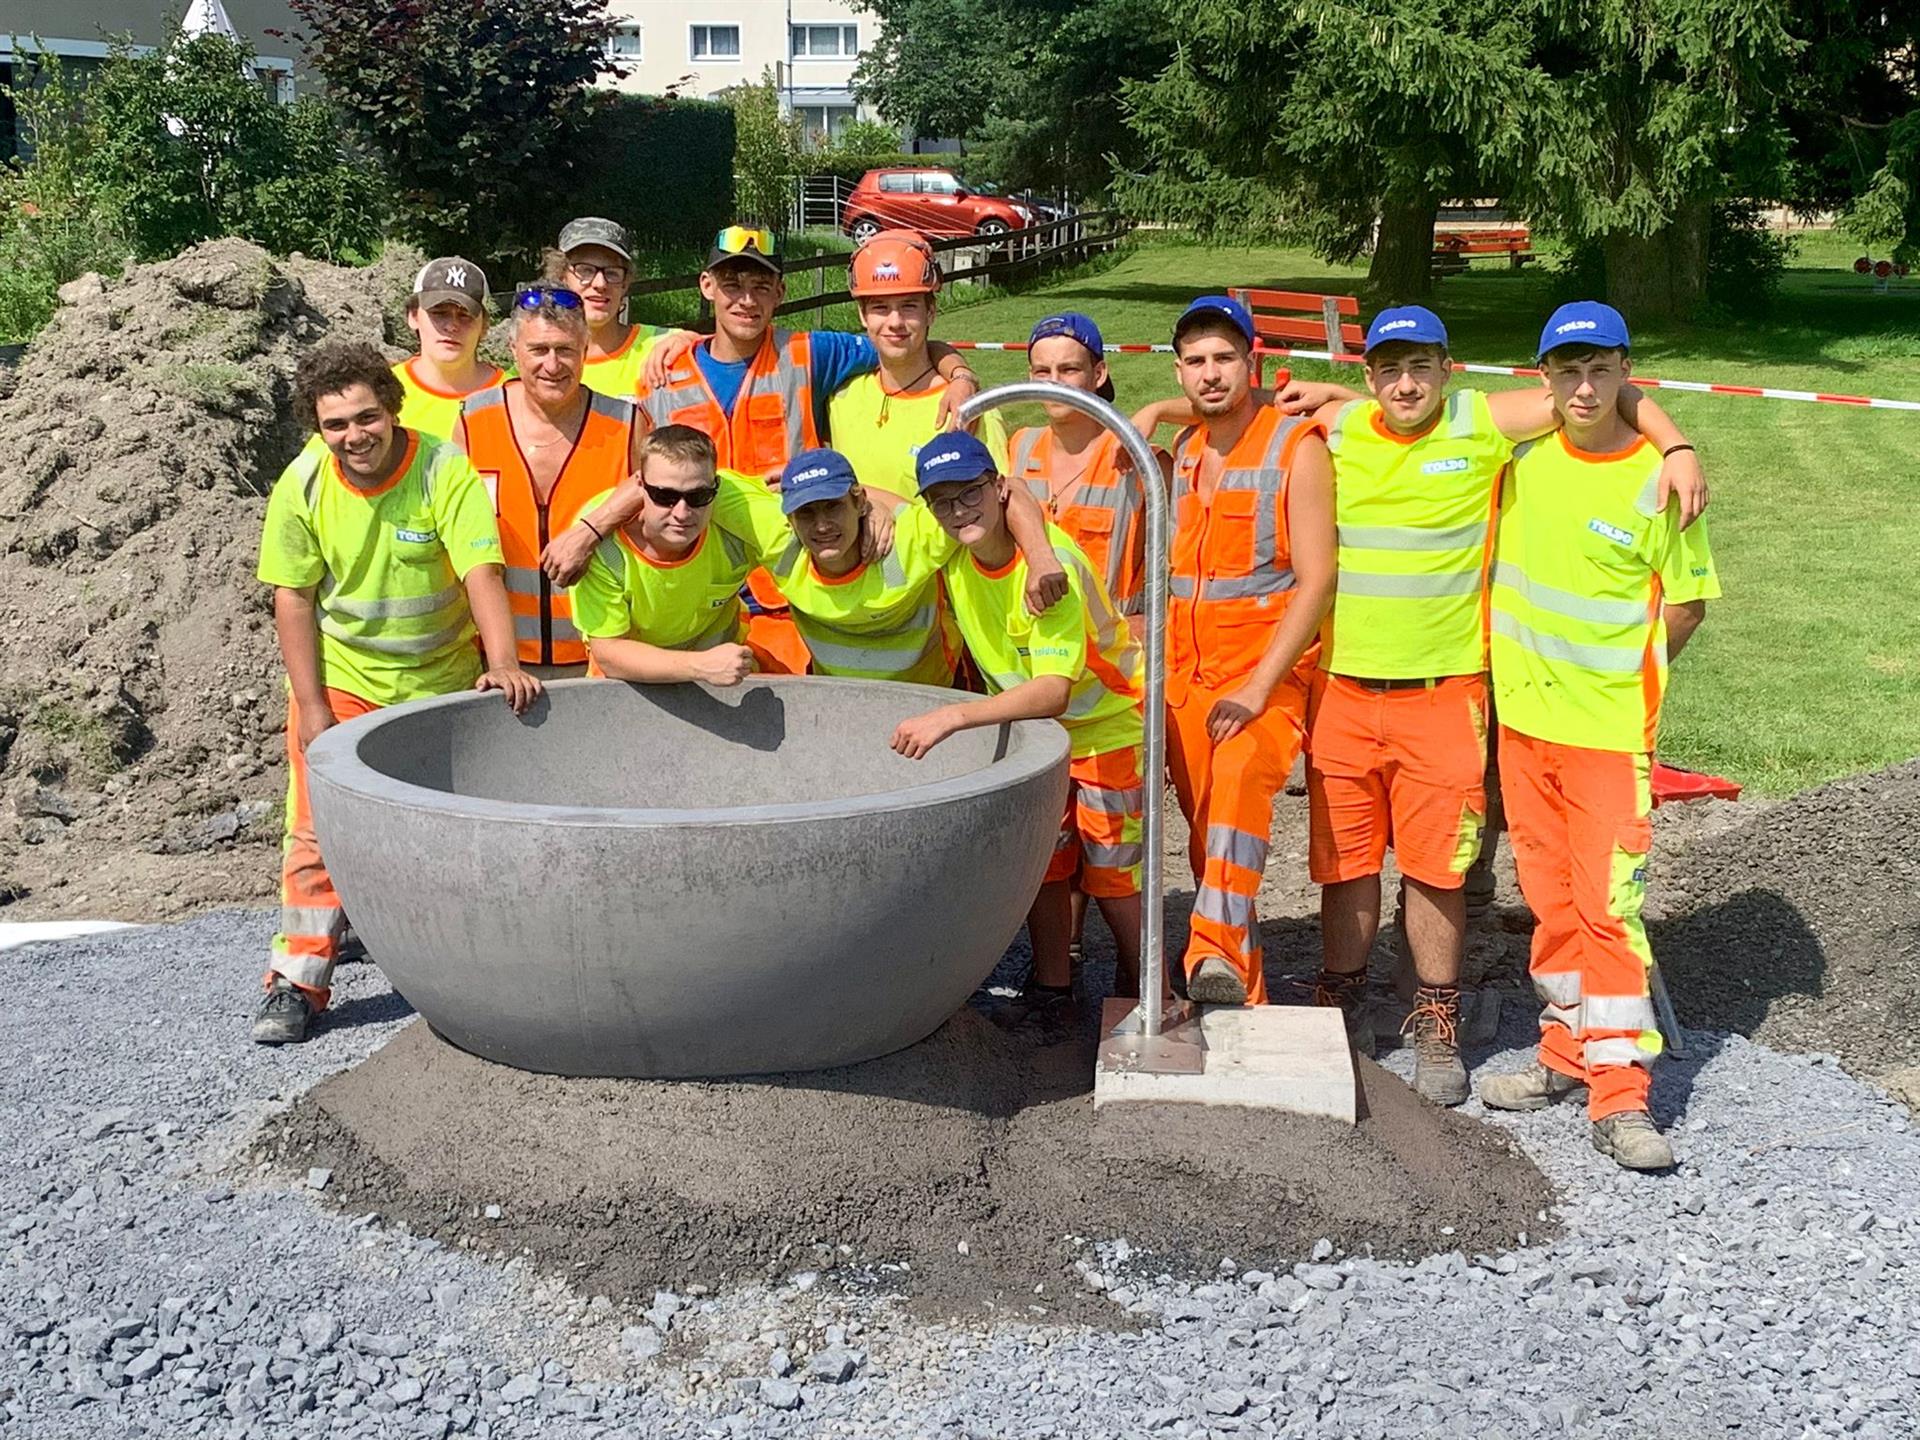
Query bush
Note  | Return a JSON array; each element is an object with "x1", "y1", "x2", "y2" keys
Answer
[
  {"x1": 1704, "y1": 201, "x2": 1795, "y2": 314},
  {"x1": 725, "y1": 73, "x2": 806, "y2": 227},
  {"x1": 827, "y1": 119, "x2": 902, "y2": 156},
  {"x1": 570, "y1": 96, "x2": 735, "y2": 254}
]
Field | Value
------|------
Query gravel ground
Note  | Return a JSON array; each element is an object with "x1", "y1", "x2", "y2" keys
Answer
[{"x1": 3, "y1": 911, "x2": 1918, "y2": 1440}]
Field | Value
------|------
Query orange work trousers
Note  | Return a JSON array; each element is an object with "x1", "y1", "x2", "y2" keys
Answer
[
  {"x1": 1499, "y1": 727, "x2": 1664, "y2": 1120},
  {"x1": 266, "y1": 687, "x2": 382, "y2": 1012},
  {"x1": 1167, "y1": 681, "x2": 1308, "y2": 1005}
]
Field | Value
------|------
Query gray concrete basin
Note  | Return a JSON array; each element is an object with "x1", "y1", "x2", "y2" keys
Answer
[{"x1": 304, "y1": 678, "x2": 1070, "y2": 1077}]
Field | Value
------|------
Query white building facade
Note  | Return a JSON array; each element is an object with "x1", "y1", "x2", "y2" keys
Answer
[{"x1": 601, "y1": 0, "x2": 886, "y2": 146}]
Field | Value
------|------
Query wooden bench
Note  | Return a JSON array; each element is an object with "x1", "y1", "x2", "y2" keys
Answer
[
  {"x1": 1432, "y1": 227, "x2": 1534, "y2": 275},
  {"x1": 1225, "y1": 287, "x2": 1364, "y2": 382}
]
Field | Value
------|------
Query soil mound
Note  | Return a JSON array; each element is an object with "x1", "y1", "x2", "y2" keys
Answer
[
  {"x1": 1656, "y1": 759, "x2": 1920, "y2": 1091},
  {"x1": 263, "y1": 1013, "x2": 1556, "y2": 1320},
  {"x1": 0, "y1": 239, "x2": 422, "y2": 915}
]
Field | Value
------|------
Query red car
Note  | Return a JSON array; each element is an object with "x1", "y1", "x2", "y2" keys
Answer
[{"x1": 843, "y1": 168, "x2": 1033, "y2": 244}]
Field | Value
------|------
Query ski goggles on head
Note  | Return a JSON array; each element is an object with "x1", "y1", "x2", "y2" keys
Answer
[
  {"x1": 512, "y1": 284, "x2": 584, "y2": 311},
  {"x1": 708, "y1": 225, "x2": 781, "y2": 273}
]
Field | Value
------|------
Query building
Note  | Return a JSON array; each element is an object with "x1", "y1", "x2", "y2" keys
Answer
[
  {"x1": 2, "y1": 0, "x2": 302, "y2": 159},
  {"x1": 601, "y1": 0, "x2": 888, "y2": 147}
]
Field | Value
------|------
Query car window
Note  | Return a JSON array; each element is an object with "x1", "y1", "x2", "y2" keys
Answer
[
  {"x1": 878, "y1": 173, "x2": 912, "y2": 193},
  {"x1": 918, "y1": 173, "x2": 960, "y2": 195}
]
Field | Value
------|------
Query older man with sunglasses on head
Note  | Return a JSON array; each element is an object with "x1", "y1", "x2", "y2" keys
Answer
[
  {"x1": 451, "y1": 283, "x2": 648, "y2": 678},
  {"x1": 542, "y1": 224, "x2": 986, "y2": 674}
]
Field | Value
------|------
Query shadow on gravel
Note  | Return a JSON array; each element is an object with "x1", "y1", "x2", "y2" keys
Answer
[
  {"x1": 1654, "y1": 888, "x2": 1825, "y2": 1041},
  {"x1": 323, "y1": 988, "x2": 416, "y2": 1032}
]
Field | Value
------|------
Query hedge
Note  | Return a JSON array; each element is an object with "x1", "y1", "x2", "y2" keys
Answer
[{"x1": 571, "y1": 95, "x2": 736, "y2": 253}]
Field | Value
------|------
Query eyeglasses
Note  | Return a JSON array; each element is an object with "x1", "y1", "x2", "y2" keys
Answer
[
  {"x1": 641, "y1": 480, "x2": 719, "y2": 510},
  {"x1": 566, "y1": 261, "x2": 629, "y2": 287},
  {"x1": 926, "y1": 480, "x2": 993, "y2": 518},
  {"x1": 513, "y1": 284, "x2": 584, "y2": 311},
  {"x1": 713, "y1": 225, "x2": 778, "y2": 258}
]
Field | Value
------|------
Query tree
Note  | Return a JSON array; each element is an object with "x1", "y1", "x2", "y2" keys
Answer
[
  {"x1": 851, "y1": 0, "x2": 1173, "y2": 196},
  {"x1": 288, "y1": 0, "x2": 614, "y2": 264},
  {"x1": 723, "y1": 73, "x2": 806, "y2": 228}
]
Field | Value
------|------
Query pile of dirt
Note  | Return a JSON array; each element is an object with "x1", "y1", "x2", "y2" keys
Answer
[
  {"x1": 0, "y1": 239, "x2": 423, "y2": 917},
  {"x1": 261, "y1": 1013, "x2": 1556, "y2": 1320},
  {"x1": 1654, "y1": 759, "x2": 1920, "y2": 1098}
]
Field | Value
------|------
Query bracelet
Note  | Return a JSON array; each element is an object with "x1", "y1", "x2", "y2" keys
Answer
[
  {"x1": 1661, "y1": 443, "x2": 1695, "y2": 458},
  {"x1": 581, "y1": 517, "x2": 604, "y2": 540}
]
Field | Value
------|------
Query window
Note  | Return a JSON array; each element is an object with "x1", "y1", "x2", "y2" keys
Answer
[
  {"x1": 690, "y1": 24, "x2": 740, "y2": 60},
  {"x1": 878, "y1": 173, "x2": 914, "y2": 193},
  {"x1": 606, "y1": 23, "x2": 642, "y2": 60},
  {"x1": 915, "y1": 172, "x2": 961, "y2": 195},
  {"x1": 790, "y1": 23, "x2": 858, "y2": 58},
  {"x1": 794, "y1": 104, "x2": 858, "y2": 147}
]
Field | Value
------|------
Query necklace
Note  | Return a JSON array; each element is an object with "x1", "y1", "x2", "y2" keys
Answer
[{"x1": 877, "y1": 363, "x2": 938, "y2": 427}]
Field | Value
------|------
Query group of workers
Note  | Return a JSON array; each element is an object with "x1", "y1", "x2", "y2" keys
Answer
[{"x1": 252, "y1": 214, "x2": 1718, "y2": 1173}]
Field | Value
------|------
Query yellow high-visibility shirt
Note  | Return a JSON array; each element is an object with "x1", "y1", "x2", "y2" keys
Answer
[
  {"x1": 711, "y1": 473, "x2": 961, "y2": 684},
  {"x1": 827, "y1": 371, "x2": 1010, "y2": 497},
  {"x1": 1491, "y1": 431, "x2": 1720, "y2": 753},
  {"x1": 941, "y1": 522, "x2": 1143, "y2": 759},
  {"x1": 257, "y1": 433, "x2": 503, "y2": 705},
  {"x1": 568, "y1": 487, "x2": 753, "y2": 652},
  {"x1": 582, "y1": 323, "x2": 668, "y2": 401},
  {"x1": 1323, "y1": 388, "x2": 1512, "y2": 679},
  {"x1": 394, "y1": 357, "x2": 507, "y2": 442}
]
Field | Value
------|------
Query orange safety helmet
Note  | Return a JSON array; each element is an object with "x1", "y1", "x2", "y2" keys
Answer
[{"x1": 848, "y1": 229, "x2": 941, "y2": 298}]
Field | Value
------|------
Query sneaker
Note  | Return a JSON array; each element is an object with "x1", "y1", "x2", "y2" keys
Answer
[
  {"x1": 1308, "y1": 968, "x2": 1375, "y2": 1055},
  {"x1": 990, "y1": 984, "x2": 1078, "y2": 1043},
  {"x1": 251, "y1": 977, "x2": 315, "y2": 1046},
  {"x1": 1186, "y1": 957, "x2": 1248, "y2": 1006},
  {"x1": 1591, "y1": 1110, "x2": 1676, "y2": 1171},
  {"x1": 1404, "y1": 985, "x2": 1468, "y2": 1107},
  {"x1": 1477, "y1": 1063, "x2": 1584, "y2": 1112}
]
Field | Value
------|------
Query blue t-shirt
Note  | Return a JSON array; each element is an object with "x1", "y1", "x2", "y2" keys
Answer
[{"x1": 692, "y1": 331, "x2": 877, "y2": 436}]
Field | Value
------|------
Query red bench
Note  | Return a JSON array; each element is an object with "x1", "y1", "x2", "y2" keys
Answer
[
  {"x1": 1226, "y1": 287, "x2": 1364, "y2": 382},
  {"x1": 1433, "y1": 227, "x2": 1534, "y2": 274}
]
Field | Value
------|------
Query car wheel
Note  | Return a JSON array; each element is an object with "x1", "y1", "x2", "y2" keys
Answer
[
  {"x1": 977, "y1": 220, "x2": 1010, "y2": 238},
  {"x1": 850, "y1": 217, "x2": 882, "y2": 244}
]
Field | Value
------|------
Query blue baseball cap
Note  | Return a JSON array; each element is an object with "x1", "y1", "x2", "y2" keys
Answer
[
  {"x1": 778, "y1": 448, "x2": 858, "y2": 514},
  {"x1": 1029, "y1": 311, "x2": 1116, "y2": 400},
  {"x1": 1538, "y1": 301, "x2": 1630, "y2": 358},
  {"x1": 1174, "y1": 294, "x2": 1255, "y2": 346},
  {"x1": 1365, "y1": 305, "x2": 1448, "y2": 353},
  {"x1": 915, "y1": 430, "x2": 999, "y2": 492}
]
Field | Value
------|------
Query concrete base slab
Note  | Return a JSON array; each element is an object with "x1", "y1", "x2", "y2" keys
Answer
[{"x1": 1092, "y1": 999, "x2": 1358, "y2": 1123}]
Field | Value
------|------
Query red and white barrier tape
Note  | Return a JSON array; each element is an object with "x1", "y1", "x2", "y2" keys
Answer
[{"x1": 944, "y1": 341, "x2": 1920, "y2": 412}]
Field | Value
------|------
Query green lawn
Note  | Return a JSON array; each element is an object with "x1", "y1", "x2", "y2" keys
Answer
[{"x1": 940, "y1": 233, "x2": 1920, "y2": 795}]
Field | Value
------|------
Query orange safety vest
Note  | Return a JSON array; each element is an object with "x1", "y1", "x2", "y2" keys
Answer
[
  {"x1": 462, "y1": 384, "x2": 636, "y2": 667},
  {"x1": 1166, "y1": 407, "x2": 1321, "y2": 703},
  {"x1": 636, "y1": 329, "x2": 820, "y2": 476},
  {"x1": 1008, "y1": 425, "x2": 1147, "y2": 616}
]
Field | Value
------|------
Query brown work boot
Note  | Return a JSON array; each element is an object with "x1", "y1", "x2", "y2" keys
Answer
[
  {"x1": 1477, "y1": 1063, "x2": 1584, "y2": 1112},
  {"x1": 1404, "y1": 985, "x2": 1468, "y2": 1106},
  {"x1": 1186, "y1": 957, "x2": 1248, "y2": 1006},
  {"x1": 1309, "y1": 968, "x2": 1374, "y2": 1055},
  {"x1": 1591, "y1": 1109, "x2": 1676, "y2": 1171}
]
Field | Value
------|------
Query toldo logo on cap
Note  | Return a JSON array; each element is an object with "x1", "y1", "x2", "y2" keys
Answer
[
  {"x1": 792, "y1": 466, "x2": 832, "y2": 484},
  {"x1": 924, "y1": 448, "x2": 963, "y2": 468},
  {"x1": 1381, "y1": 318, "x2": 1417, "y2": 332},
  {"x1": 1556, "y1": 319, "x2": 1598, "y2": 335}
]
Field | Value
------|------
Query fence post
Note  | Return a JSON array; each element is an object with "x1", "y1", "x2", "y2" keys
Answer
[{"x1": 1321, "y1": 295, "x2": 1348, "y2": 358}]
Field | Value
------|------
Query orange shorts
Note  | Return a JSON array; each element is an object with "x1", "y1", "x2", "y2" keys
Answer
[
  {"x1": 1307, "y1": 672, "x2": 1487, "y2": 890},
  {"x1": 1045, "y1": 745, "x2": 1144, "y2": 898}
]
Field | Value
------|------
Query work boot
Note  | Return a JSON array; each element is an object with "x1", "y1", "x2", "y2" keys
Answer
[
  {"x1": 336, "y1": 924, "x2": 368, "y2": 965},
  {"x1": 251, "y1": 977, "x2": 315, "y2": 1046},
  {"x1": 1591, "y1": 1110, "x2": 1676, "y2": 1172},
  {"x1": 990, "y1": 984, "x2": 1078, "y2": 1044},
  {"x1": 1477, "y1": 1063, "x2": 1583, "y2": 1112},
  {"x1": 1309, "y1": 968, "x2": 1375, "y2": 1055},
  {"x1": 1404, "y1": 985, "x2": 1468, "y2": 1107},
  {"x1": 1186, "y1": 957, "x2": 1248, "y2": 1006}
]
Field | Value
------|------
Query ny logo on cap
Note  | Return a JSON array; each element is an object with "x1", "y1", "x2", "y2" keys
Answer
[{"x1": 445, "y1": 264, "x2": 469, "y2": 289}]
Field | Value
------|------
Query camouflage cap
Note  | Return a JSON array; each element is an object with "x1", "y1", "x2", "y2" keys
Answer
[{"x1": 558, "y1": 216, "x2": 634, "y2": 262}]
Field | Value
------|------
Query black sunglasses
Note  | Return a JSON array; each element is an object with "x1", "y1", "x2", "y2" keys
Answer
[
  {"x1": 642, "y1": 480, "x2": 719, "y2": 510},
  {"x1": 513, "y1": 284, "x2": 584, "y2": 311}
]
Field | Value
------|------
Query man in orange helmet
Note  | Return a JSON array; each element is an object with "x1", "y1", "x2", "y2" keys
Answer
[{"x1": 829, "y1": 229, "x2": 1009, "y2": 498}]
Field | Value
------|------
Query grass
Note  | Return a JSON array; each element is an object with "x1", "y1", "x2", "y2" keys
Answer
[{"x1": 931, "y1": 231, "x2": 1920, "y2": 796}]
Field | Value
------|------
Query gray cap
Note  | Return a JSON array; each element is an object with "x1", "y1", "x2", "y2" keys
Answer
[
  {"x1": 558, "y1": 216, "x2": 633, "y2": 262},
  {"x1": 412, "y1": 257, "x2": 489, "y2": 314}
]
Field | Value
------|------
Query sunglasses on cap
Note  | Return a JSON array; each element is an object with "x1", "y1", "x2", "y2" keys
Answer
[
  {"x1": 713, "y1": 225, "x2": 778, "y2": 258},
  {"x1": 641, "y1": 479, "x2": 720, "y2": 510},
  {"x1": 513, "y1": 284, "x2": 584, "y2": 310}
]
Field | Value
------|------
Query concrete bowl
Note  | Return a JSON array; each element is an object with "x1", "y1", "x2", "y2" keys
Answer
[{"x1": 304, "y1": 677, "x2": 1070, "y2": 1077}]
